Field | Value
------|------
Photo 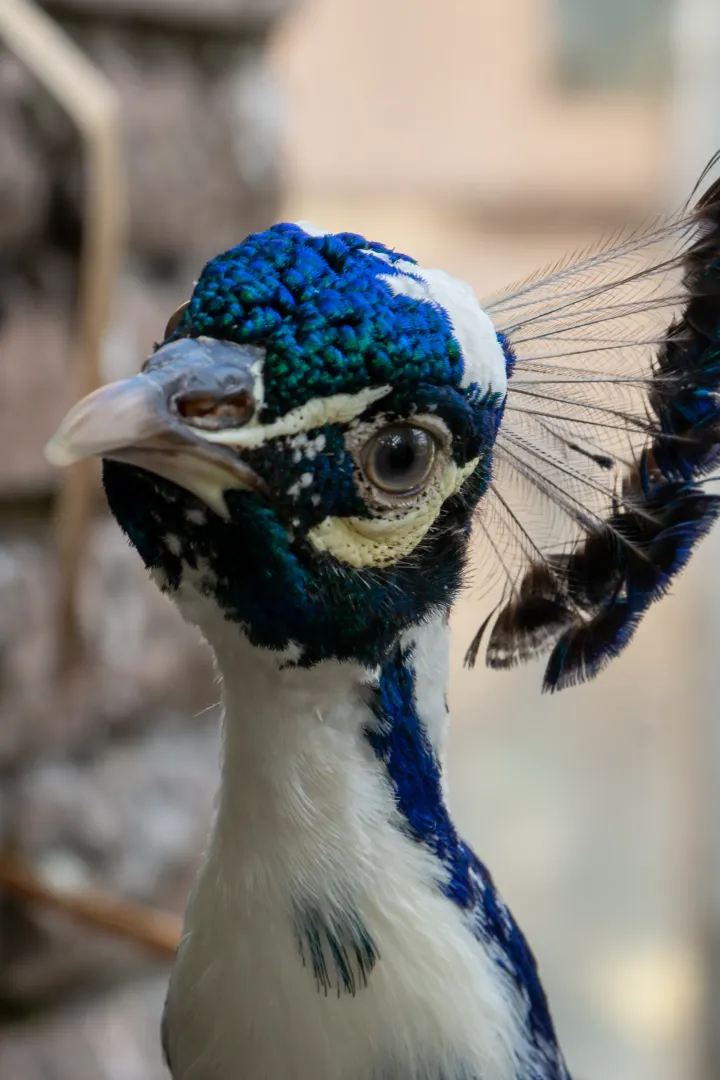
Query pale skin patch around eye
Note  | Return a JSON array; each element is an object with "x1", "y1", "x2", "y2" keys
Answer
[{"x1": 307, "y1": 457, "x2": 479, "y2": 568}]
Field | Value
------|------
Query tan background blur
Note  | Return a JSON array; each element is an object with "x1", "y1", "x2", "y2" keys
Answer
[{"x1": 0, "y1": 1, "x2": 719, "y2": 1079}]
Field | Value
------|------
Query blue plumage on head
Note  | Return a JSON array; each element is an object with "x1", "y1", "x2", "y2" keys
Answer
[
  {"x1": 103, "y1": 223, "x2": 507, "y2": 668},
  {"x1": 175, "y1": 225, "x2": 467, "y2": 418}
]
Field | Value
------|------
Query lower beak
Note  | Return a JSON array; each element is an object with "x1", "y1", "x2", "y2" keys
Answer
[{"x1": 45, "y1": 337, "x2": 267, "y2": 517}]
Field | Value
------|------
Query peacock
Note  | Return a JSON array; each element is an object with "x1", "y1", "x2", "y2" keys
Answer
[{"x1": 46, "y1": 159, "x2": 720, "y2": 1080}]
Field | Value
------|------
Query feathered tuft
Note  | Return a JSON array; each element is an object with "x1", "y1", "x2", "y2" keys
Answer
[{"x1": 468, "y1": 155, "x2": 720, "y2": 690}]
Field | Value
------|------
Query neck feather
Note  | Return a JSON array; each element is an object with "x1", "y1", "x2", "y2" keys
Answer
[
  {"x1": 171, "y1": 566, "x2": 454, "y2": 872},
  {"x1": 167, "y1": 586, "x2": 559, "y2": 1078},
  {"x1": 210, "y1": 613, "x2": 452, "y2": 840}
]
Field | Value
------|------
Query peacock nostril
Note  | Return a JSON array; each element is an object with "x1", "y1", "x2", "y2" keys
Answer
[{"x1": 171, "y1": 387, "x2": 255, "y2": 431}]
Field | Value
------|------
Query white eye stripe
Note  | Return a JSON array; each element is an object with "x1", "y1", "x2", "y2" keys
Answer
[{"x1": 195, "y1": 385, "x2": 391, "y2": 449}]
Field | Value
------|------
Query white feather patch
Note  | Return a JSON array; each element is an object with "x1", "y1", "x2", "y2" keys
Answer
[
  {"x1": 400, "y1": 616, "x2": 451, "y2": 758},
  {"x1": 377, "y1": 259, "x2": 507, "y2": 398}
]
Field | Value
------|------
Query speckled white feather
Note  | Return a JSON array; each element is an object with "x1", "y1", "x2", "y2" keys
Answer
[{"x1": 162, "y1": 581, "x2": 525, "y2": 1080}]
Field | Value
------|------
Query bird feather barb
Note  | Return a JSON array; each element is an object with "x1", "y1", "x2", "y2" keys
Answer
[{"x1": 471, "y1": 154, "x2": 720, "y2": 690}]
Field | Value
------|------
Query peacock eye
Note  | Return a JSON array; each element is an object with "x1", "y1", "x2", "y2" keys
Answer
[
  {"x1": 362, "y1": 424, "x2": 437, "y2": 494},
  {"x1": 164, "y1": 300, "x2": 190, "y2": 340}
]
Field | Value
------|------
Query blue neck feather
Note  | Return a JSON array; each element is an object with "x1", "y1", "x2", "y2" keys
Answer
[{"x1": 365, "y1": 639, "x2": 570, "y2": 1080}]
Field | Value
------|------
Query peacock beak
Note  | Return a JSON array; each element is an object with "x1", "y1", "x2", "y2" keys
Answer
[{"x1": 45, "y1": 337, "x2": 268, "y2": 517}]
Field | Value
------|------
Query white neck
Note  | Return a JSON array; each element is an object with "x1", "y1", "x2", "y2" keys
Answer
[
  {"x1": 163, "y1": 581, "x2": 522, "y2": 1080},
  {"x1": 214, "y1": 636, "x2": 384, "y2": 873},
  {"x1": 213, "y1": 613, "x2": 452, "y2": 836}
]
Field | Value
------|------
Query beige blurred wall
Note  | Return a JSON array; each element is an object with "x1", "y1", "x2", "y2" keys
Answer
[{"x1": 271, "y1": 0, "x2": 668, "y2": 213}]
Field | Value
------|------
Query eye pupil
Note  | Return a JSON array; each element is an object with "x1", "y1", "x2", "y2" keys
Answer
[
  {"x1": 379, "y1": 432, "x2": 416, "y2": 475},
  {"x1": 364, "y1": 425, "x2": 436, "y2": 494}
]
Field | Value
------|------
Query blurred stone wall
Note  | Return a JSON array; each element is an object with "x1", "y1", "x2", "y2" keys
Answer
[
  {"x1": 0, "y1": 0, "x2": 287, "y2": 495},
  {"x1": 0, "y1": 2, "x2": 292, "y2": 1076}
]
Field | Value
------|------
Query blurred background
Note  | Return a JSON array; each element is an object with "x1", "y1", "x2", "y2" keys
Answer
[{"x1": 0, "y1": 1, "x2": 718, "y2": 1078}]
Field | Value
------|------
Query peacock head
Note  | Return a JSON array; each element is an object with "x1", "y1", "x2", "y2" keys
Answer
[{"x1": 47, "y1": 224, "x2": 510, "y2": 667}]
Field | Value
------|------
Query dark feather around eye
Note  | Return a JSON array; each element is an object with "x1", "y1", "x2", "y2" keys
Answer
[{"x1": 468, "y1": 151, "x2": 720, "y2": 691}]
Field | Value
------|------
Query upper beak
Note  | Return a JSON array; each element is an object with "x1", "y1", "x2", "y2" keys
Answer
[{"x1": 45, "y1": 337, "x2": 268, "y2": 517}]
